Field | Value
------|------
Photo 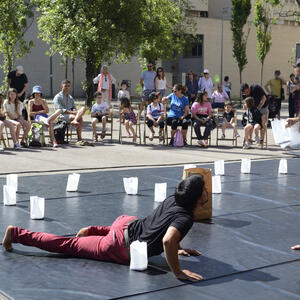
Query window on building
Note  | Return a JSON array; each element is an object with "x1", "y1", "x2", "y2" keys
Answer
[
  {"x1": 185, "y1": 10, "x2": 208, "y2": 18},
  {"x1": 183, "y1": 35, "x2": 203, "y2": 58}
]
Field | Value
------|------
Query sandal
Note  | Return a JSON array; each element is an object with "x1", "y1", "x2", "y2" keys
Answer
[
  {"x1": 133, "y1": 136, "x2": 137, "y2": 143},
  {"x1": 93, "y1": 135, "x2": 98, "y2": 142},
  {"x1": 101, "y1": 131, "x2": 106, "y2": 139},
  {"x1": 76, "y1": 140, "x2": 85, "y2": 146}
]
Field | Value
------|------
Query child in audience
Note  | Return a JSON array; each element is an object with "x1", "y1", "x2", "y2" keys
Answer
[
  {"x1": 243, "y1": 97, "x2": 263, "y2": 149},
  {"x1": 0, "y1": 93, "x2": 19, "y2": 150},
  {"x1": 118, "y1": 81, "x2": 130, "y2": 104},
  {"x1": 91, "y1": 91, "x2": 110, "y2": 141},
  {"x1": 221, "y1": 101, "x2": 240, "y2": 139},
  {"x1": 28, "y1": 86, "x2": 62, "y2": 147},
  {"x1": 3, "y1": 88, "x2": 30, "y2": 147},
  {"x1": 191, "y1": 91, "x2": 213, "y2": 148},
  {"x1": 120, "y1": 97, "x2": 137, "y2": 142},
  {"x1": 146, "y1": 91, "x2": 165, "y2": 141}
]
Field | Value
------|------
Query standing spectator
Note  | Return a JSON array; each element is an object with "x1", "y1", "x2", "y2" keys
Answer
[
  {"x1": 241, "y1": 83, "x2": 268, "y2": 143},
  {"x1": 292, "y1": 59, "x2": 300, "y2": 117},
  {"x1": 287, "y1": 73, "x2": 296, "y2": 118},
  {"x1": 94, "y1": 65, "x2": 116, "y2": 105},
  {"x1": 265, "y1": 70, "x2": 286, "y2": 119},
  {"x1": 185, "y1": 71, "x2": 198, "y2": 104},
  {"x1": 140, "y1": 62, "x2": 156, "y2": 115},
  {"x1": 7, "y1": 66, "x2": 28, "y2": 102},
  {"x1": 223, "y1": 76, "x2": 231, "y2": 99},
  {"x1": 211, "y1": 84, "x2": 229, "y2": 109},
  {"x1": 162, "y1": 84, "x2": 189, "y2": 146},
  {"x1": 155, "y1": 67, "x2": 170, "y2": 98},
  {"x1": 191, "y1": 91, "x2": 213, "y2": 148},
  {"x1": 3, "y1": 88, "x2": 30, "y2": 147},
  {"x1": 198, "y1": 69, "x2": 214, "y2": 100},
  {"x1": 53, "y1": 80, "x2": 86, "y2": 144}
]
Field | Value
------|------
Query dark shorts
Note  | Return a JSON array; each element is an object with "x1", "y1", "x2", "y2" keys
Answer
[
  {"x1": 93, "y1": 115, "x2": 107, "y2": 122},
  {"x1": 142, "y1": 89, "x2": 155, "y2": 101}
]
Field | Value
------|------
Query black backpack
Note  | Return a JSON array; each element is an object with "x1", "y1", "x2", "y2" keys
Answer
[{"x1": 54, "y1": 121, "x2": 67, "y2": 144}]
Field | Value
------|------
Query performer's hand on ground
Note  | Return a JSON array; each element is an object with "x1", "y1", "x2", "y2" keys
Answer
[
  {"x1": 291, "y1": 245, "x2": 300, "y2": 250},
  {"x1": 76, "y1": 227, "x2": 89, "y2": 237},
  {"x1": 176, "y1": 269, "x2": 203, "y2": 281},
  {"x1": 178, "y1": 248, "x2": 201, "y2": 256}
]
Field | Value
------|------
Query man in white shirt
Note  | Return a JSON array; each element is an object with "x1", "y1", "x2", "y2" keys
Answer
[{"x1": 198, "y1": 69, "x2": 214, "y2": 99}]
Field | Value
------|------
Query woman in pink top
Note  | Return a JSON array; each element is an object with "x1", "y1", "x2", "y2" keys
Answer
[
  {"x1": 191, "y1": 91, "x2": 213, "y2": 147},
  {"x1": 211, "y1": 84, "x2": 229, "y2": 109}
]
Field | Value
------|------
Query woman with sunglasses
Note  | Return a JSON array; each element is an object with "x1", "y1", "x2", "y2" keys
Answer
[
  {"x1": 155, "y1": 67, "x2": 171, "y2": 98},
  {"x1": 162, "y1": 84, "x2": 190, "y2": 146}
]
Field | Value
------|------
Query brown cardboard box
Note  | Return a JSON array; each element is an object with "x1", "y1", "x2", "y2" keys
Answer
[{"x1": 182, "y1": 168, "x2": 212, "y2": 221}]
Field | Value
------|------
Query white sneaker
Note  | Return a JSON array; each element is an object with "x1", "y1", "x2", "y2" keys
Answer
[
  {"x1": 235, "y1": 132, "x2": 240, "y2": 138},
  {"x1": 197, "y1": 140, "x2": 207, "y2": 147},
  {"x1": 221, "y1": 134, "x2": 225, "y2": 139},
  {"x1": 254, "y1": 136, "x2": 260, "y2": 144},
  {"x1": 243, "y1": 141, "x2": 250, "y2": 149},
  {"x1": 149, "y1": 132, "x2": 154, "y2": 141},
  {"x1": 0, "y1": 146, "x2": 4, "y2": 151},
  {"x1": 14, "y1": 143, "x2": 21, "y2": 149}
]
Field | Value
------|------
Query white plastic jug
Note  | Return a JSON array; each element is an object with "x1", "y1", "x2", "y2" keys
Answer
[
  {"x1": 130, "y1": 241, "x2": 148, "y2": 271},
  {"x1": 123, "y1": 177, "x2": 138, "y2": 195},
  {"x1": 30, "y1": 196, "x2": 45, "y2": 219},
  {"x1": 3, "y1": 185, "x2": 16, "y2": 206},
  {"x1": 278, "y1": 159, "x2": 288, "y2": 174},
  {"x1": 154, "y1": 183, "x2": 167, "y2": 202},
  {"x1": 241, "y1": 158, "x2": 251, "y2": 174},
  {"x1": 66, "y1": 173, "x2": 80, "y2": 192},
  {"x1": 212, "y1": 176, "x2": 222, "y2": 194},
  {"x1": 214, "y1": 160, "x2": 225, "y2": 176},
  {"x1": 6, "y1": 174, "x2": 18, "y2": 191}
]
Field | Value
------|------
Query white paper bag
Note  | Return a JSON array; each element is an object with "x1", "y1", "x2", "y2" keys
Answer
[
  {"x1": 214, "y1": 160, "x2": 224, "y2": 176},
  {"x1": 154, "y1": 183, "x2": 167, "y2": 202},
  {"x1": 278, "y1": 159, "x2": 288, "y2": 174},
  {"x1": 130, "y1": 241, "x2": 148, "y2": 271},
  {"x1": 6, "y1": 174, "x2": 18, "y2": 191},
  {"x1": 30, "y1": 196, "x2": 45, "y2": 219},
  {"x1": 123, "y1": 177, "x2": 138, "y2": 195},
  {"x1": 241, "y1": 158, "x2": 251, "y2": 174},
  {"x1": 184, "y1": 164, "x2": 197, "y2": 170},
  {"x1": 288, "y1": 124, "x2": 300, "y2": 149},
  {"x1": 271, "y1": 120, "x2": 290, "y2": 146},
  {"x1": 3, "y1": 185, "x2": 16, "y2": 206},
  {"x1": 212, "y1": 176, "x2": 222, "y2": 194},
  {"x1": 66, "y1": 173, "x2": 80, "y2": 192}
]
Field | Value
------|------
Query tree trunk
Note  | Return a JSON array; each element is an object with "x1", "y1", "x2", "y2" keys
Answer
[
  {"x1": 260, "y1": 60, "x2": 264, "y2": 87},
  {"x1": 72, "y1": 58, "x2": 75, "y2": 95},
  {"x1": 239, "y1": 68, "x2": 242, "y2": 107},
  {"x1": 64, "y1": 56, "x2": 69, "y2": 79},
  {"x1": 85, "y1": 53, "x2": 98, "y2": 107}
]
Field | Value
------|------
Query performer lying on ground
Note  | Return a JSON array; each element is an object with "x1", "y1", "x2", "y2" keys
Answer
[{"x1": 2, "y1": 175, "x2": 207, "y2": 282}]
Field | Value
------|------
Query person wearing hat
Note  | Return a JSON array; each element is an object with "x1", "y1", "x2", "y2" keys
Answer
[
  {"x1": 265, "y1": 70, "x2": 286, "y2": 119},
  {"x1": 7, "y1": 66, "x2": 28, "y2": 103},
  {"x1": 146, "y1": 91, "x2": 165, "y2": 142},
  {"x1": 198, "y1": 69, "x2": 214, "y2": 100},
  {"x1": 28, "y1": 86, "x2": 62, "y2": 147}
]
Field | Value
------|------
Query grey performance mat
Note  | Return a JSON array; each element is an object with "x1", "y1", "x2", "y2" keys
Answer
[{"x1": 0, "y1": 158, "x2": 300, "y2": 299}]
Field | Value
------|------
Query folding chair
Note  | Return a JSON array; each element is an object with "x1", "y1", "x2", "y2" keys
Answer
[
  {"x1": 215, "y1": 108, "x2": 238, "y2": 147},
  {"x1": 119, "y1": 105, "x2": 141, "y2": 144},
  {"x1": 96, "y1": 106, "x2": 114, "y2": 142}
]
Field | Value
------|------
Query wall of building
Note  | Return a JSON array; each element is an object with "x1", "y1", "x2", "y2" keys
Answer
[{"x1": 208, "y1": 0, "x2": 232, "y2": 19}]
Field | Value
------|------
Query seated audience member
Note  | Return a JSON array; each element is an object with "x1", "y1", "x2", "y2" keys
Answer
[
  {"x1": 120, "y1": 97, "x2": 137, "y2": 143},
  {"x1": 211, "y1": 84, "x2": 229, "y2": 109},
  {"x1": 191, "y1": 91, "x2": 214, "y2": 148},
  {"x1": 0, "y1": 93, "x2": 20, "y2": 150},
  {"x1": 221, "y1": 102, "x2": 240, "y2": 139},
  {"x1": 91, "y1": 91, "x2": 110, "y2": 142},
  {"x1": 3, "y1": 88, "x2": 30, "y2": 147},
  {"x1": 2, "y1": 175, "x2": 206, "y2": 282},
  {"x1": 28, "y1": 86, "x2": 62, "y2": 147},
  {"x1": 162, "y1": 84, "x2": 189, "y2": 146},
  {"x1": 53, "y1": 80, "x2": 86, "y2": 144},
  {"x1": 243, "y1": 97, "x2": 263, "y2": 149},
  {"x1": 146, "y1": 92, "x2": 165, "y2": 142}
]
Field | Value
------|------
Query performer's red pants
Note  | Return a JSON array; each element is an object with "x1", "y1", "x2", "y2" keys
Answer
[{"x1": 11, "y1": 215, "x2": 137, "y2": 264}]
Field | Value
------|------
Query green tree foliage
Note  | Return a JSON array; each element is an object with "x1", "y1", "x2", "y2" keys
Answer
[
  {"x1": 0, "y1": 0, "x2": 34, "y2": 90},
  {"x1": 253, "y1": 0, "x2": 280, "y2": 85},
  {"x1": 231, "y1": 0, "x2": 252, "y2": 93},
  {"x1": 35, "y1": 0, "x2": 193, "y2": 105}
]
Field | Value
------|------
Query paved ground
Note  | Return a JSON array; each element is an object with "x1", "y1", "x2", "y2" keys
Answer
[{"x1": 0, "y1": 102, "x2": 298, "y2": 176}]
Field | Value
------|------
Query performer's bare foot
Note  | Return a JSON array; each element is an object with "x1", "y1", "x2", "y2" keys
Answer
[
  {"x1": 2, "y1": 225, "x2": 13, "y2": 251},
  {"x1": 291, "y1": 245, "x2": 300, "y2": 250},
  {"x1": 71, "y1": 120, "x2": 80, "y2": 126}
]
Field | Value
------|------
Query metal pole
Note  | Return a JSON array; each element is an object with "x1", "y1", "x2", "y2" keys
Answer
[
  {"x1": 50, "y1": 56, "x2": 53, "y2": 97},
  {"x1": 221, "y1": 11, "x2": 224, "y2": 86}
]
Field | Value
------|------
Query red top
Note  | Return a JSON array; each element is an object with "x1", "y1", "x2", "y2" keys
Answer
[{"x1": 32, "y1": 103, "x2": 44, "y2": 112}]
